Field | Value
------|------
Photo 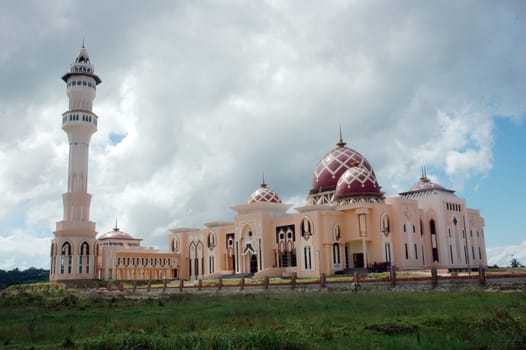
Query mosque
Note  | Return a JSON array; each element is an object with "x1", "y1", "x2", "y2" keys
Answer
[{"x1": 50, "y1": 46, "x2": 487, "y2": 282}]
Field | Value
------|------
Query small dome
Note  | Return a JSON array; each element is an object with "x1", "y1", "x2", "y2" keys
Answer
[
  {"x1": 401, "y1": 168, "x2": 455, "y2": 195},
  {"x1": 248, "y1": 181, "x2": 282, "y2": 204},
  {"x1": 98, "y1": 227, "x2": 137, "y2": 240},
  {"x1": 311, "y1": 136, "x2": 373, "y2": 193},
  {"x1": 409, "y1": 177, "x2": 446, "y2": 192},
  {"x1": 335, "y1": 166, "x2": 383, "y2": 199}
]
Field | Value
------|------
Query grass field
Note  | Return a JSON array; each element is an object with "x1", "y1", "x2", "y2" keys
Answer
[{"x1": 0, "y1": 284, "x2": 525, "y2": 349}]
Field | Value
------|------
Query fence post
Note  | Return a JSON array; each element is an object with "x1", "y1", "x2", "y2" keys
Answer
[
  {"x1": 264, "y1": 276, "x2": 269, "y2": 290},
  {"x1": 218, "y1": 278, "x2": 223, "y2": 291},
  {"x1": 197, "y1": 278, "x2": 202, "y2": 291},
  {"x1": 179, "y1": 279, "x2": 184, "y2": 292},
  {"x1": 240, "y1": 277, "x2": 245, "y2": 291},
  {"x1": 479, "y1": 265, "x2": 486, "y2": 285},
  {"x1": 291, "y1": 273, "x2": 297, "y2": 290},
  {"x1": 354, "y1": 270, "x2": 359, "y2": 283},
  {"x1": 320, "y1": 273, "x2": 326, "y2": 288},
  {"x1": 147, "y1": 280, "x2": 151, "y2": 292},
  {"x1": 163, "y1": 279, "x2": 167, "y2": 292},
  {"x1": 119, "y1": 282, "x2": 124, "y2": 292},
  {"x1": 133, "y1": 280, "x2": 137, "y2": 293},
  {"x1": 390, "y1": 265, "x2": 397, "y2": 286},
  {"x1": 431, "y1": 267, "x2": 438, "y2": 288}
]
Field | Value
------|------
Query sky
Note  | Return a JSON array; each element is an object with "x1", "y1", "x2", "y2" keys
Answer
[{"x1": 0, "y1": 1, "x2": 525, "y2": 270}]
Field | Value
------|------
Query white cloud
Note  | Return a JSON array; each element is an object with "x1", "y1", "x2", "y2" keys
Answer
[
  {"x1": 0, "y1": 1, "x2": 524, "y2": 269},
  {"x1": 487, "y1": 241, "x2": 526, "y2": 267},
  {"x1": 0, "y1": 230, "x2": 51, "y2": 270}
]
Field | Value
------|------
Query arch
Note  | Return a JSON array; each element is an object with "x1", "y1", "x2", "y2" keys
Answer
[
  {"x1": 301, "y1": 217, "x2": 313, "y2": 240},
  {"x1": 61, "y1": 242, "x2": 72, "y2": 274},
  {"x1": 380, "y1": 213, "x2": 390, "y2": 236},
  {"x1": 207, "y1": 231, "x2": 216, "y2": 250},
  {"x1": 333, "y1": 224, "x2": 341, "y2": 242},
  {"x1": 189, "y1": 242, "x2": 196, "y2": 278},
  {"x1": 196, "y1": 241, "x2": 204, "y2": 278},
  {"x1": 242, "y1": 224, "x2": 255, "y2": 240},
  {"x1": 303, "y1": 245, "x2": 313, "y2": 270},
  {"x1": 430, "y1": 219, "x2": 439, "y2": 262},
  {"x1": 332, "y1": 242, "x2": 341, "y2": 265},
  {"x1": 172, "y1": 238, "x2": 180, "y2": 253},
  {"x1": 50, "y1": 242, "x2": 56, "y2": 275},
  {"x1": 79, "y1": 242, "x2": 90, "y2": 274}
]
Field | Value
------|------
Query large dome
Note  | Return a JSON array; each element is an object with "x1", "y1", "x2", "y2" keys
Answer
[
  {"x1": 311, "y1": 137, "x2": 373, "y2": 194},
  {"x1": 334, "y1": 166, "x2": 382, "y2": 199},
  {"x1": 248, "y1": 180, "x2": 282, "y2": 204}
]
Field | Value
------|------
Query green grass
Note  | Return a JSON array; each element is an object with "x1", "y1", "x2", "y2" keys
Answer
[{"x1": 0, "y1": 286, "x2": 525, "y2": 349}]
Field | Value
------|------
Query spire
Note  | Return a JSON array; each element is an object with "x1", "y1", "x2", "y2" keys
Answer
[
  {"x1": 420, "y1": 165, "x2": 430, "y2": 183},
  {"x1": 82, "y1": 37, "x2": 85, "y2": 48},
  {"x1": 261, "y1": 172, "x2": 267, "y2": 188},
  {"x1": 336, "y1": 123, "x2": 347, "y2": 147},
  {"x1": 113, "y1": 217, "x2": 119, "y2": 231}
]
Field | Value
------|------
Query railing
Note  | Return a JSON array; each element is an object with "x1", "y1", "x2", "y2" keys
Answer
[{"x1": 97, "y1": 267, "x2": 526, "y2": 294}]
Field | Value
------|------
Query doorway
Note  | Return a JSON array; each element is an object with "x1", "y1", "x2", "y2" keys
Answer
[
  {"x1": 353, "y1": 253, "x2": 364, "y2": 268},
  {"x1": 250, "y1": 255, "x2": 258, "y2": 274}
]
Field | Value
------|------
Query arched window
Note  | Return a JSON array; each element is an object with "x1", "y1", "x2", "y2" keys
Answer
[
  {"x1": 430, "y1": 219, "x2": 439, "y2": 262},
  {"x1": 209, "y1": 256, "x2": 215, "y2": 274},
  {"x1": 61, "y1": 242, "x2": 72, "y2": 274},
  {"x1": 304, "y1": 246, "x2": 313, "y2": 270},
  {"x1": 79, "y1": 242, "x2": 89, "y2": 274},
  {"x1": 50, "y1": 243, "x2": 55, "y2": 274},
  {"x1": 332, "y1": 243, "x2": 341, "y2": 265},
  {"x1": 333, "y1": 225, "x2": 341, "y2": 242},
  {"x1": 301, "y1": 217, "x2": 313, "y2": 240},
  {"x1": 380, "y1": 214, "x2": 390, "y2": 236},
  {"x1": 207, "y1": 232, "x2": 216, "y2": 249}
]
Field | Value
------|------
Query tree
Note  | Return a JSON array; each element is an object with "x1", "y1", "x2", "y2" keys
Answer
[{"x1": 510, "y1": 257, "x2": 523, "y2": 268}]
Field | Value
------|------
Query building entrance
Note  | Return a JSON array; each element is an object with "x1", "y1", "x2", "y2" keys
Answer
[
  {"x1": 353, "y1": 253, "x2": 364, "y2": 268},
  {"x1": 250, "y1": 255, "x2": 258, "y2": 274}
]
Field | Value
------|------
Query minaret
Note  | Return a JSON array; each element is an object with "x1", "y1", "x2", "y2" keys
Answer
[{"x1": 50, "y1": 44, "x2": 101, "y2": 281}]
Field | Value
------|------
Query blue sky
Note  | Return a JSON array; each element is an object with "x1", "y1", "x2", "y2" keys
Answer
[
  {"x1": 0, "y1": 1, "x2": 525, "y2": 269},
  {"x1": 462, "y1": 117, "x2": 525, "y2": 247}
]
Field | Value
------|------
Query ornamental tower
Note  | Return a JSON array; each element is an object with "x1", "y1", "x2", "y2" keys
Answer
[{"x1": 50, "y1": 44, "x2": 101, "y2": 281}]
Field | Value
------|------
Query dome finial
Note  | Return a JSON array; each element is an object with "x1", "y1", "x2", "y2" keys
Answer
[
  {"x1": 261, "y1": 172, "x2": 267, "y2": 188},
  {"x1": 82, "y1": 37, "x2": 85, "y2": 48},
  {"x1": 113, "y1": 217, "x2": 119, "y2": 231},
  {"x1": 336, "y1": 123, "x2": 347, "y2": 147},
  {"x1": 420, "y1": 165, "x2": 430, "y2": 183}
]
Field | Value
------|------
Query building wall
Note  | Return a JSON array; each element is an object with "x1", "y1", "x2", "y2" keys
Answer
[{"x1": 170, "y1": 192, "x2": 487, "y2": 280}]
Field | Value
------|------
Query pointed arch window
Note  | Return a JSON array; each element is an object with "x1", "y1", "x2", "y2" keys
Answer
[
  {"x1": 333, "y1": 224, "x2": 341, "y2": 242},
  {"x1": 61, "y1": 242, "x2": 72, "y2": 274},
  {"x1": 301, "y1": 217, "x2": 313, "y2": 240},
  {"x1": 380, "y1": 214, "x2": 390, "y2": 236},
  {"x1": 79, "y1": 242, "x2": 90, "y2": 274}
]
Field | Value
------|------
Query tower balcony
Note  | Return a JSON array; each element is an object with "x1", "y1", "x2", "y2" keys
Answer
[{"x1": 62, "y1": 111, "x2": 98, "y2": 129}]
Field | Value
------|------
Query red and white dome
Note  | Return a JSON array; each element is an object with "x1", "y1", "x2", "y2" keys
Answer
[
  {"x1": 248, "y1": 181, "x2": 282, "y2": 204},
  {"x1": 334, "y1": 166, "x2": 382, "y2": 199},
  {"x1": 311, "y1": 137, "x2": 373, "y2": 194}
]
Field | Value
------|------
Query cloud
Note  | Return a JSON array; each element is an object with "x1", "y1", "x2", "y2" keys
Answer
[
  {"x1": 487, "y1": 241, "x2": 526, "y2": 267},
  {"x1": 0, "y1": 230, "x2": 50, "y2": 270},
  {"x1": 0, "y1": 1, "x2": 525, "y2": 268}
]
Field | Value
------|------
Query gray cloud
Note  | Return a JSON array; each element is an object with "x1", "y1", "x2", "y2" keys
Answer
[{"x1": 0, "y1": 1, "x2": 525, "y2": 269}]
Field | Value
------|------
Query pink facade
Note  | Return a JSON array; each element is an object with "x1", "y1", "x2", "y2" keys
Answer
[{"x1": 170, "y1": 139, "x2": 487, "y2": 280}]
